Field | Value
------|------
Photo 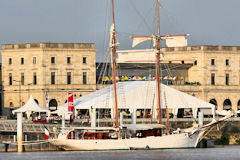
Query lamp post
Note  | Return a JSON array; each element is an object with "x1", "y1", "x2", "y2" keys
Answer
[
  {"x1": 27, "y1": 83, "x2": 32, "y2": 98},
  {"x1": 14, "y1": 80, "x2": 21, "y2": 107}
]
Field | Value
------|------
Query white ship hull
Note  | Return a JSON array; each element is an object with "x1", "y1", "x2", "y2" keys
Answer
[{"x1": 49, "y1": 131, "x2": 200, "y2": 151}]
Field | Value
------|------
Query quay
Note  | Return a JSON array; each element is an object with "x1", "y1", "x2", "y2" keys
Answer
[
  {"x1": 0, "y1": 117, "x2": 238, "y2": 152},
  {"x1": 0, "y1": 117, "x2": 239, "y2": 133}
]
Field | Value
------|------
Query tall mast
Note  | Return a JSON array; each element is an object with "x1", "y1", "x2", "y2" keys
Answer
[
  {"x1": 156, "y1": 0, "x2": 161, "y2": 124},
  {"x1": 111, "y1": 0, "x2": 118, "y2": 128}
]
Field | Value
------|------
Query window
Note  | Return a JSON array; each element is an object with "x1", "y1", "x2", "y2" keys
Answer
[
  {"x1": 33, "y1": 72, "x2": 37, "y2": 85},
  {"x1": 194, "y1": 60, "x2": 197, "y2": 65},
  {"x1": 21, "y1": 73, "x2": 24, "y2": 85},
  {"x1": 211, "y1": 59, "x2": 215, "y2": 65},
  {"x1": 83, "y1": 57, "x2": 86, "y2": 64},
  {"x1": 67, "y1": 72, "x2": 71, "y2": 84},
  {"x1": 51, "y1": 57, "x2": 55, "y2": 64},
  {"x1": 21, "y1": 58, "x2": 24, "y2": 64},
  {"x1": 67, "y1": 57, "x2": 71, "y2": 64},
  {"x1": 83, "y1": 72, "x2": 87, "y2": 84},
  {"x1": 51, "y1": 72, "x2": 55, "y2": 84},
  {"x1": 226, "y1": 59, "x2": 229, "y2": 66},
  {"x1": 211, "y1": 73, "x2": 215, "y2": 85},
  {"x1": 9, "y1": 73, "x2": 12, "y2": 85},
  {"x1": 226, "y1": 73, "x2": 229, "y2": 85},
  {"x1": 33, "y1": 57, "x2": 37, "y2": 64},
  {"x1": 9, "y1": 58, "x2": 12, "y2": 65}
]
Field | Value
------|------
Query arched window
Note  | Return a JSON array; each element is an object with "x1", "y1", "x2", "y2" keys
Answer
[
  {"x1": 237, "y1": 100, "x2": 240, "y2": 110},
  {"x1": 9, "y1": 102, "x2": 13, "y2": 107},
  {"x1": 223, "y1": 99, "x2": 232, "y2": 110},
  {"x1": 209, "y1": 99, "x2": 218, "y2": 110},
  {"x1": 49, "y1": 99, "x2": 58, "y2": 111}
]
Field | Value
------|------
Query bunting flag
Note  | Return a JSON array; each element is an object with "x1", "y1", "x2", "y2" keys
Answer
[
  {"x1": 103, "y1": 76, "x2": 109, "y2": 81},
  {"x1": 99, "y1": 75, "x2": 184, "y2": 81}
]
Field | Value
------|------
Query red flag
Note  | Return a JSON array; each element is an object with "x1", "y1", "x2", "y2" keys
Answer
[
  {"x1": 44, "y1": 127, "x2": 49, "y2": 140},
  {"x1": 68, "y1": 92, "x2": 74, "y2": 113}
]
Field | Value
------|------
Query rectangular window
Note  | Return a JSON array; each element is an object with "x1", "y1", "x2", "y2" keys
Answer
[
  {"x1": 211, "y1": 73, "x2": 215, "y2": 85},
  {"x1": 33, "y1": 72, "x2": 37, "y2": 85},
  {"x1": 51, "y1": 57, "x2": 55, "y2": 64},
  {"x1": 226, "y1": 59, "x2": 229, "y2": 66},
  {"x1": 83, "y1": 57, "x2": 86, "y2": 64},
  {"x1": 83, "y1": 72, "x2": 87, "y2": 84},
  {"x1": 51, "y1": 72, "x2": 55, "y2": 84},
  {"x1": 9, "y1": 58, "x2": 12, "y2": 65},
  {"x1": 211, "y1": 59, "x2": 215, "y2": 65},
  {"x1": 33, "y1": 57, "x2": 37, "y2": 64},
  {"x1": 226, "y1": 73, "x2": 229, "y2": 85},
  {"x1": 9, "y1": 73, "x2": 12, "y2": 85},
  {"x1": 67, "y1": 72, "x2": 71, "y2": 84},
  {"x1": 67, "y1": 57, "x2": 71, "y2": 64},
  {"x1": 21, "y1": 58, "x2": 24, "y2": 64},
  {"x1": 21, "y1": 73, "x2": 24, "y2": 85}
]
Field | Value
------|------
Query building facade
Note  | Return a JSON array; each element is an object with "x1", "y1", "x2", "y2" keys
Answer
[
  {"x1": 116, "y1": 46, "x2": 240, "y2": 112},
  {"x1": 1, "y1": 43, "x2": 96, "y2": 115}
]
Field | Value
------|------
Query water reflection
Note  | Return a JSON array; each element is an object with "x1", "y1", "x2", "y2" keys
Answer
[{"x1": 1, "y1": 146, "x2": 240, "y2": 160}]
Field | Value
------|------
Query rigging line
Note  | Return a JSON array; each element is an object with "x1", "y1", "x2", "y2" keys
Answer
[
  {"x1": 164, "y1": 63, "x2": 175, "y2": 77},
  {"x1": 96, "y1": 48, "x2": 110, "y2": 70},
  {"x1": 96, "y1": 50, "x2": 111, "y2": 85},
  {"x1": 162, "y1": 64, "x2": 184, "y2": 77},
  {"x1": 128, "y1": 0, "x2": 154, "y2": 34},
  {"x1": 160, "y1": 2, "x2": 186, "y2": 34},
  {"x1": 101, "y1": 0, "x2": 111, "y2": 62},
  {"x1": 152, "y1": 0, "x2": 158, "y2": 35}
]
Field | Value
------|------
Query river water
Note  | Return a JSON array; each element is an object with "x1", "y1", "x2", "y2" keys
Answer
[{"x1": 1, "y1": 145, "x2": 240, "y2": 160}]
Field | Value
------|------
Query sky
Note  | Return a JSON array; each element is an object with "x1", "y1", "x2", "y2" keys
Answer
[{"x1": 0, "y1": 0, "x2": 239, "y2": 62}]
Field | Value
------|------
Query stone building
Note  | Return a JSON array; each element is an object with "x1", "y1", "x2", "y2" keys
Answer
[
  {"x1": 1, "y1": 43, "x2": 96, "y2": 115},
  {"x1": 116, "y1": 46, "x2": 240, "y2": 112}
]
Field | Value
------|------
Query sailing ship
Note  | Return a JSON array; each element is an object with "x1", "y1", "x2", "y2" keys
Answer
[{"x1": 48, "y1": 0, "x2": 234, "y2": 150}]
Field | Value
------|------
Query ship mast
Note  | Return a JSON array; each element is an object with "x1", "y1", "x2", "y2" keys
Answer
[
  {"x1": 111, "y1": 0, "x2": 119, "y2": 128},
  {"x1": 156, "y1": 0, "x2": 161, "y2": 124}
]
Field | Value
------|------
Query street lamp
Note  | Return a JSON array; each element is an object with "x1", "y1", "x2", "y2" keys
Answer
[
  {"x1": 27, "y1": 83, "x2": 32, "y2": 98},
  {"x1": 13, "y1": 80, "x2": 21, "y2": 107}
]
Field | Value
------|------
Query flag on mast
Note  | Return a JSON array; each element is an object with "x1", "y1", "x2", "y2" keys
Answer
[{"x1": 44, "y1": 126, "x2": 49, "y2": 140}]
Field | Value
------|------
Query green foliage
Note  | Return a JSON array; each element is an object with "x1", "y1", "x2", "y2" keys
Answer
[
  {"x1": 214, "y1": 133, "x2": 230, "y2": 145},
  {"x1": 235, "y1": 138, "x2": 240, "y2": 145}
]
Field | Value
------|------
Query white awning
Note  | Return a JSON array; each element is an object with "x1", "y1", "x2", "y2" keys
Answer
[
  {"x1": 12, "y1": 95, "x2": 49, "y2": 114},
  {"x1": 74, "y1": 81, "x2": 215, "y2": 111}
]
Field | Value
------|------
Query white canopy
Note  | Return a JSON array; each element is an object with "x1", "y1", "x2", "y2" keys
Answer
[
  {"x1": 74, "y1": 81, "x2": 215, "y2": 113},
  {"x1": 12, "y1": 95, "x2": 49, "y2": 114},
  {"x1": 53, "y1": 81, "x2": 215, "y2": 118},
  {"x1": 51, "y1": 107, "x2": 72, "y2": 115}
]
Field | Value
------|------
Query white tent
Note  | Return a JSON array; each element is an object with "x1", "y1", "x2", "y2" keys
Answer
[
  {"x1": 12, "y1": 95, "x2": 49, "y2": 114},
  {"x1": 56, "y1": 81, "x2": 215, "y2": 118}
]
